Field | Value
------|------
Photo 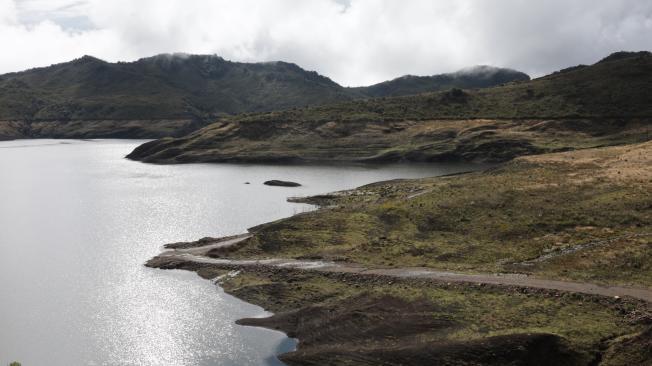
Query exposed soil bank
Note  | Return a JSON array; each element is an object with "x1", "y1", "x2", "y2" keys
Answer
[{"x1": 147, "y1": 252, "x2": 652, "y2": 366}]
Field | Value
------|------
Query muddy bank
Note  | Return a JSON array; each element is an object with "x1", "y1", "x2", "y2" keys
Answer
[{"x1": 241, "y1": 296, "x2": 584, "y2": 366}]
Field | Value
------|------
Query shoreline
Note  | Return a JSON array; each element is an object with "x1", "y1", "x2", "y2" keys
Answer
[
  {"x1": 148, "y1": 234, "x2": 652, "y2": 303},
  {"x1": 145, "y1": 141, "x2": 652, "y2": 365},
  {"x1": 147, "y1": 241, "x2": 652, "y2": 365},
  {"x1": 146, "y1": 199, "x2": 650, "y2": 363}
]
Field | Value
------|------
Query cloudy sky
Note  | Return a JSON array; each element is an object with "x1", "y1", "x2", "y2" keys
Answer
[{"x1": 1, "y1": 0, "x2": 651, "y2": 86}]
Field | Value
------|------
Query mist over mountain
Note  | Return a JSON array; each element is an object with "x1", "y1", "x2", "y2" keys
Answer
[{"x1": 351, "y1": 66, "x2": 530, "y2": 98}]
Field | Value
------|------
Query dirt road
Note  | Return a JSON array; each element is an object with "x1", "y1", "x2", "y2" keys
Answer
[{"x1": 153, "y1": 235, "x2": 652, "y2": 303}]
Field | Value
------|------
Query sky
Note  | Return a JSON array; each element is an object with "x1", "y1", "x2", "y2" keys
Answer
[{"x1": 1, "y1": 0, "x2": 651, "y2": 86}]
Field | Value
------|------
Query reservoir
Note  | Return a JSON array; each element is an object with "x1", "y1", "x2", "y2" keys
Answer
[{"x1": 0, "y1": 139, "x2": 481, "y2": 365}]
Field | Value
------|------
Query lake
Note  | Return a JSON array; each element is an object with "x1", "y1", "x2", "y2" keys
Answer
[{"x1": 0, "y1": 139, "x2": 481, "y2": 365}]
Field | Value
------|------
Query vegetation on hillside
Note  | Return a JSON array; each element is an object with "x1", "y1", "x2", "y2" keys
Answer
[
  {"x1": 0, "y1": 54, "x2": 528, "y2": 124},
  {"x1": 213, "y1": 141, "x2": 652, "y2": 287},
  {"x1": 127, "y1": 52, "x2": 652, "y2": 163},
  {"x1": 197, "y1": 51, "x2": 652, "y2": 123},
  {"x1": 213, "y1": 268, "x2": 650, "y2": 366},
  {"x1": 0, "y1": 54, "x2": 350, "y2": 121}
]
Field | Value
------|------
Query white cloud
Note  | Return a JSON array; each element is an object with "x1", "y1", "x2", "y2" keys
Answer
[{"x1": 1, "y1": 0, "x2": 651, "y2": 85}]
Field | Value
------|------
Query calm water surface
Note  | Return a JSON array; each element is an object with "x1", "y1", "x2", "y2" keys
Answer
[{"x1": 0, "y1": 140, "x2": 482, "y2": 365}]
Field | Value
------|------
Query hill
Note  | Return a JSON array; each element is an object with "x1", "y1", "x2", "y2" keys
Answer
[
  {"x1": 0, "y1": 54, "x2": 527, "y2": 140},
  {"x1": 148, "y1": 140, "x2": 652, "y2": 365},
  {"x1": 0, "y1": 54, "x2": 350, "y2": 121},
  {"x1": 0, "y1": 54, "x2": 352, "y2": 139},
  {"x1": 127, "y1": 51, "x2": 652, "y2": 164},
  {"x1": 351, "y1": 65, "x2": 530, "y2": 97}
]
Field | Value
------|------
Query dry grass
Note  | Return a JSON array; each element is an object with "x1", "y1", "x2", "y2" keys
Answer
[{"x1": 221, "y1": 142, "x2": 652, "y2": 286}]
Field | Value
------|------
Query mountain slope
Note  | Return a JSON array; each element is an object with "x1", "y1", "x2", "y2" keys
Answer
[
  {"x1": 351, "y1": 66, "x2": 530, "y2": 97},
  {"x1": 0, "y1": 55, "x2": 529, "y2": 139},
  {"x1": 127, "y1": 51, "x2": 652, "y2": 164},
  {"x1": 0, "y1": 54, "x2": 350, "y2": 121}
]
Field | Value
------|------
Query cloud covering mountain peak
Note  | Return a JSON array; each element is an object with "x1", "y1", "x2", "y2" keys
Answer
[{"x1": 2, "y1": 0, "x2": 651, "y2": 86}]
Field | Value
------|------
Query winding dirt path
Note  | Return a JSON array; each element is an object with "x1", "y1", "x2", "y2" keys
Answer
[{"x1": 154, "y1": 235, "x2": 652, "y2": 303}]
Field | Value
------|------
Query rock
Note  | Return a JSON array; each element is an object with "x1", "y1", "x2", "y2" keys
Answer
[{"x1": 264, "y1": 180, "x2": 302, "y2": 187}]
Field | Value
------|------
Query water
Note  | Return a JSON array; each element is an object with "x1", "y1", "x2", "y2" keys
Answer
[{"x1": 0, "y1": 139, "x2": 481, "y2": 365}]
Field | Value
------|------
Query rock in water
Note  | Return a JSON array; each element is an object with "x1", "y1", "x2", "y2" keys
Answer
[{"x1": 264, "y1": 180, "x2": 302, "y2": 187}]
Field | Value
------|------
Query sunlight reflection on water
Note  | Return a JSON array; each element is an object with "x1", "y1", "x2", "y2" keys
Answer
[{"x1": 0, "y1": 139, "x2": 482, "y2": 365}]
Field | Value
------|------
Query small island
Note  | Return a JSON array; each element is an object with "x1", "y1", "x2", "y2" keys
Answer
[{"x1": 264, "y1": 180, "x2": 302, "y2": 187}]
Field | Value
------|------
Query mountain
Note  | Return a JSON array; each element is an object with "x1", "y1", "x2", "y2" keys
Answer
[
  {"x1": 351, "y1": 66, "x2": 530, "y2": 97},
  {"x1": 0, "y1": 54, "x2": 528, "y2": 139},
  {"x1": 127, "y1": 51, "x2": 652, "y2": 164},
  {"x1": 0, "y1": 54, "x2": 351, "y2": 120},
  {"x1": 0, "y1": 54, "x2": 351, "y2": 139}
]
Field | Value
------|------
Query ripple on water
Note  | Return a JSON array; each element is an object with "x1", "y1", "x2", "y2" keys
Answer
[{"x1": 0, "y1": 139, "x2": 483, "y2": 365}]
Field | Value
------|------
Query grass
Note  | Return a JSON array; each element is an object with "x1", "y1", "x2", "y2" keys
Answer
[
  {"x1": 0, "y1": 55, "x2": 352, "y2": 121},
  {"x1": 128, "y1": 52, "x2": 652, "y2": 163},
  {"x1": 128, "y1": 117, "x2": 651, "y2": 163},
  {"x1": 160, "y1": 138, "x2": 652, "y2": 365},
  {"x1": 210, "y1": 267, "x2": 650, "y2": 365},
  {"x1": 0, "y1": 54, "x2": 530, "y2": 124},
  {"x1": 221, "y1": 141, "x2": 652, "y2": 287}
]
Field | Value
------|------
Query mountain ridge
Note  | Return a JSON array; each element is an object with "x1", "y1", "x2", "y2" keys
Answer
[
  {"x1": 0, "y1": 54, "x2": 529, "y2": 139},
  {"x1": 126, "y1": 51, "x2": 652, "y2": 164},
  {"x1": 351, "y1": 65, "x2": 530, "y2": 97}
]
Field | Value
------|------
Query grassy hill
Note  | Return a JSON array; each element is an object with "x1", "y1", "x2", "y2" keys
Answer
[
  {"x1": 0, "y1": 54, "x2": 527, "y2": 140},
  {"x1": 0, "y1": 54, "x2": 351, "y2": 121},
  {"x1": 225, "y1": 141, "x2": 651, "y2": 285},
  {"x1": 127, "y1": 51, "x2": 652, "y2": 164}
]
